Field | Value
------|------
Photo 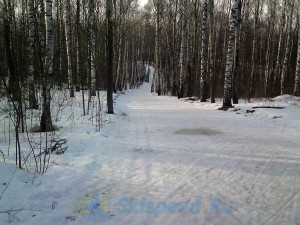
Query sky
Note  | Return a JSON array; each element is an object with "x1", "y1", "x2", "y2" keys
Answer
[{"x1": 139, "y1": 0, "x2": 148, "y2": 7}]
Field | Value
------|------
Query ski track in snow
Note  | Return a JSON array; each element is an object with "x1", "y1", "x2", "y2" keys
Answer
[{"x1": 1, "y1": 68, "x2": 300, "y2": 225}]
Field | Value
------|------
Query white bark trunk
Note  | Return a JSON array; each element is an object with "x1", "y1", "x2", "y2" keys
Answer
[
  {"x1": 28, "y1": 0, "x2": 38, "y2": 109},
  {"x1": 222, "y1": 0, "x2": 240, "y2": 108},
  {"x1": 45, "y1": 0, "x2": 54, "y2": 76},
  {"x1": 294, "y1": 19, "x2": 300, "y2": 96},
  {"x1": 281, "y1": 1, "x2": 294, "y2": 95},
  {"x1": 65, "y1": 0, "x2": 73, "y2": 96},
  {"x1": 89, "y1": 0, "x2": 96, "y2": 96},
  {"x1": 200, "y1": 0, "x2": 209, "y2": 102},
  {"x1": 272, "y1": 0, "x2": 287, "y2": 95},
  {"x1": 179, "y1": 0, "x2": 187, "y2": 97}
]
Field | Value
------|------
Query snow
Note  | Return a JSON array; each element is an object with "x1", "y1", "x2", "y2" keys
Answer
[
  {"x1": 1, "y1": 67, "x2": 300, "y2": 224},
  {"x1": 272, "y1": 94, "x2": 300, "y2": 103}
]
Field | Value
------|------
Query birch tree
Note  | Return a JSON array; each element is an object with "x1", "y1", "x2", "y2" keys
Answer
[
  {"x1": 294, "y1": 12, "x2": 300, "y2": 96},
  {"x1": 89, "y1": 0, "x2": 96, "y2": 97},
  {"x1": 272, "y1": 0, "x2": 287, "y2": 96},
  {"x1": 264, "y1": 0, "x2": 277, "y2": 96},
  {"x1": 249, "y1": 0, "x2": 260, "y2": 99},
  {"x1": 40, "y1": 0, "x2": 54, "y2": 132},
  {"x1": 107, "y1": 0, "x2": 114, "y2": 114},
  {"x1": 65, "y1": 0, "x2": 74, "y2": 97},
  {"x1": 222, "y1": 0, "x2": 240, "y2": 109},
  {"x1": 232, "y1": 0, "x2": 241, "y2": 104},
  {"x1": 152, "y1": 0, "x2": 162, "y2": 96},
  {"x1": 200, "y1": 0, "x2": 209, "y2": 102},
  {"x1": 179, "y1": 0, "x2": 188, "y2": 98},
  {"x1": 208, "y1": 0, "x2": 216, "y2": 103},
  {"x1": 28, "y1": 0, "x2": 38, "y2": 109},
  {"x1": 281, "y1": 0, "x2": 294, "y2": 95}
]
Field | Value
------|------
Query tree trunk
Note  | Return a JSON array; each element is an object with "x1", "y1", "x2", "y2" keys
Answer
[
  {"x1": 28, "y1": 0, "x2": 38, "y2": 109},
  {"x1": 232, "y1": 0, "x2": 241, "y2": 104},
  {"x1": 222, "y1": 0, "x2": 240, "y2": 109},
  {"x1": 249, "y1": 0, "x2": 260, "y2": 100},
  {"x1": 89, "y1": 0, "x2": 96, "y2": 97},
  {"x1": 281, "y1": 1, "x2": 294, "y2": 95},
  {"x1": 179, "y1": 0, "x2": 187, "y2": 98},
  {"x1": 200, "y1": 0, "x2": 209, "y2": 102},
  {"x1": 107, "y1": 0, "x2": 114, "y2": 114},
  {"x1": 272, "y1": 0, "x2": 287, "y2": 96},
  {"x1": 294, "y1": 14, "x2": 300, "y2": 96},
  {"x1": 65, "y1": 0, "x2": 74, "y2": 97},
  {"x1": 40, "y1": 0, "x2": 54, "y2": 132},
  {"x1": 264, "y1": 0, "x2": 277, "y2": 97},
  {"x1": 208, "y1": 0, "x2": 216, "y2": 103}
]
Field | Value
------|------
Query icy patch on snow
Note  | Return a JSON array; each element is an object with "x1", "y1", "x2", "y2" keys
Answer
[{"x1": 175, "y1": 128, "x2": 222, "y2": 136}]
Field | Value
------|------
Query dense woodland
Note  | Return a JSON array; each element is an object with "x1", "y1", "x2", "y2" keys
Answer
[
  {"x1": 0, "y1": 0, "x2": 300, "y2": 168},
  {"x1": 1, "y1": 0, "x2": 300, "y2": 110}
]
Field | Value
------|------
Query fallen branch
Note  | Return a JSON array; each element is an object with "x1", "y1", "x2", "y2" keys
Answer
[{"x1": 0, "y1": 150, "x2": 5, "y2": 161}]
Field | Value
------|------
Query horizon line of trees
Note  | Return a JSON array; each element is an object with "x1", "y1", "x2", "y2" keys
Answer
[{"x1": 1, "y1": 0, "x2": 300, "y2": 129}]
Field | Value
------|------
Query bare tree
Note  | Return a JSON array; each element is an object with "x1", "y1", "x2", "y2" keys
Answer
[
  {"x1": 272, "y1": 0, "x2": 287, "y2": 96},
  {"x1": 89, "y1": 0, "x2": 96, "y2": 97},
  {"x1": 222, "y1": 0, "x2": 241, "y2": 109},
  {"x1": 200, "y1": 0, "x2": 209, "y2": 102},
  {"x1": 65, "y1": 0, "x2": 74, "y2": 97},
  {"x1": 208, "y1": 0, "x2": 216, "y2": 103},
  {"x1": 281, "y1": 0, "x2": 294, "y2": 95},
  {"x1": 40, "y1": 0, "x2": 54, "y2": 132},
  {"x1": 107, "y1": 0, "x2": 114, "y2": 114},
  {"x1": 294, "y1": 10, "x2": 300, "y2": 96},
  {"x1": 179, "y1": 0, "x2": 188, "y2": 98}
]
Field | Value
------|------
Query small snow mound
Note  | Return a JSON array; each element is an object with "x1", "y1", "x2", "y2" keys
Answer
[{"x1": 272, "y1": 95, "x2": 300, "y2": 102}]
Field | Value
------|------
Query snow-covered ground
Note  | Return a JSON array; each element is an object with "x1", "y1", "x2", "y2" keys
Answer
[{"x1": 1, "y1": 68, "x2": 300, "y2": 225}]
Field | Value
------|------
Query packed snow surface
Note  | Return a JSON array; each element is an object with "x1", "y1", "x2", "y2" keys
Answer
[{"x1": 1, "y1": 69, "x2": 300, "y2": 225}]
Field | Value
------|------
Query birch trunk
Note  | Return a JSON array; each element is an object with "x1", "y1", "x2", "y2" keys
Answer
[
  {"x1": 65, "y1": 0, "x2": 74, "y2": 97},
  {"x1": 40, "y1": 0, "x2": 54, "y2": 132},
  {"x1": 89, "y1": 0, "x2": 96, "y2": 96},
  {"x1": 179, "y1": 0, "x2": 187, "y2": 98},
  {"x1": 76, "y1": 0, "x2": 81, "y2": 92},
  {"x1": 294, "y1": 14, "x2": 300, "y2": 96},
  {"x1": 222, "y1": 0, "x2": 240, "y2": 109},
  {"x1": 28, "y1": 0, "x2": 38, "y2": 109},
  {"x1": 272, "y1": 0, "x2": 287, "y2": 96},
  {"x1": 281, "y1": 1, "x2": 294, "y2": 95},
  {"x1": 115, "y1": 0, "x2": 124, "y2": 91},
  {"x1": 264, "y1": 0, "x2": 277, "y2": 97},
  {"x1": 208, "y1": 0, "x2": 215, "y2": 103},
  {"x1": 249, "y1": 0, "x2": 260, "y2": 99},
  {"x1": 153, "y1": 0, "x2": 162, "y2": 95},
  {"x1": 107, "y1": 0, "x2": 114, "y2": 114},
  {"x1": 232, "y1": 0, "x2": 241, "y2": 104},
  {"x1": 200, "y1": 0, "x2": 209, "y2": 102}
]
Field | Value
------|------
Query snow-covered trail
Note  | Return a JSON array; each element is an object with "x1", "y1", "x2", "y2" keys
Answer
[
  {"x1": 97, "y1": 82, "x2": 300, "y2": 225},
  {"x1": 1, "y1": 69, "x2": 300, "y2": 225}
]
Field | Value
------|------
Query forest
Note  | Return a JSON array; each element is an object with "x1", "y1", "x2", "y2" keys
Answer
[
  {"x1": 0, "y1": 0, "x2": 299, "y2": 169},
  {"x1": 0, "y1": 0, "x2": 300, "y2": 224}
]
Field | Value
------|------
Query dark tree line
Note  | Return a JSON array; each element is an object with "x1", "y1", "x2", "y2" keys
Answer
[
  {"x1": 1, "y1": 0, "x2": 299, "y2": 130},
  {"x1": 142, "y1": 0, "x2": 300, "y2": 109}
]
